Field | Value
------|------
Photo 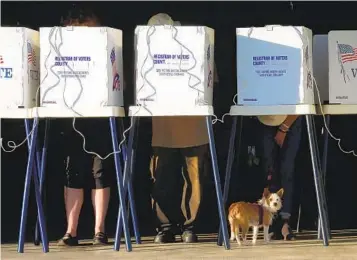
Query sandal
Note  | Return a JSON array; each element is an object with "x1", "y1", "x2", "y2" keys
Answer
[
  {"x1": 57, "y1": 233, "x2": 79, "y2": 246},
  {"x1": 93, "y1": 232, "x2": 109, "y2": 245}
]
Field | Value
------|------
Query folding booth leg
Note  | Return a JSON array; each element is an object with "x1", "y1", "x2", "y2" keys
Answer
[
  {"x1": 109, "y1": 117, "x2": 132, "y2": 252},
  {"x1": 18, "y1": 118, "x2": 49, "y2": 253},
  {"x1": 118, "y1": 118, "x2": 141, "y2": 245},
  {"x1": 305, "y1": 115, "x2": 329, "y2": 246},
  {"x1": 318, "y1": 115, "x2": 331, "y2": 240},
  {"x1": 34, "y1": 119, "x2": 50, "y2": 245},
  {"x1": 218, "y1": 116, "x2": 239, "y2": 246},
  {"x1": 205, "y1": 116, "x2": 230, "y2": 250},
  {"x1": 24, "y1": 119, "x2": 42, "y2": 246},
  {"x1": 296, "y1": 204, "x2": 302, "y2": 233}
]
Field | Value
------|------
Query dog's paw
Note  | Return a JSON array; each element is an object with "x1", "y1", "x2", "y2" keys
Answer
[
  {"x1": 242, "y1": 239, "x2": 249, "y2": 246},
  {"x1": 235, "y1": 238, "x2": 242, "y2": 246},
  {"x1": 230, "y1": 236, "x2": 235, "y2": 242},
  {"x1": 252, "y1": 239, "x2": 257, "y2": 246}
]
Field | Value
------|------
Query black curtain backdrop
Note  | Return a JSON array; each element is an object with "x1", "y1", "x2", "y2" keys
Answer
[{"x1": 1, "y1": 1, "x2": 357, "y2": 243}]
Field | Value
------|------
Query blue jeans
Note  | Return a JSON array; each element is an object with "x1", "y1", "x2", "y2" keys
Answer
[{"x1": 262, "y1": 117, "x2": 302, "y2": 219}]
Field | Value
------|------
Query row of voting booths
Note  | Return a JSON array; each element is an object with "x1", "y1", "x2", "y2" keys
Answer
[{"x1": 1, "y1": 24, "x2": 357, "y2": 253}]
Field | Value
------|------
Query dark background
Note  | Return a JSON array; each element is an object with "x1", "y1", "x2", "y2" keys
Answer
[{"x1": 1, "y1": 1, "x2": 357, "y2": 243}]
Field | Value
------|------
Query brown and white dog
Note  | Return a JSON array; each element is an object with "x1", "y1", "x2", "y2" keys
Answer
[{"x1": 228, "y1": 188, "x2": 284, "y2": 245}]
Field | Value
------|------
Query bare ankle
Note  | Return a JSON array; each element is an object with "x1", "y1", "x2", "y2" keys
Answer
[
  {"x1": 66, "y1": 230, "x2": 77, "y2": 237},
  {"x1": 95, "y1": 226, "x2": 105, "y2": 234}
]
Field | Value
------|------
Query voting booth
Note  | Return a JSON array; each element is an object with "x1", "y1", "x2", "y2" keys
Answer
[
  {"x1": 328, "y1": 30, "x2": 357, "y2": 104},
  {"x1": 236, "y1": 25, "x2": 314, "y2": 106},
  {"x1": 39, "y1": 26, "x2": 124, "y2": 115},
  {"x1": 0, "y1": 27, "x2": 40, "y2": 110},
  {"x1": 134, "y1": 25, "x2": 215, "y2": 113},
  {"x1": 312, "y1": 35, "x2": 329, "y2": 104}
]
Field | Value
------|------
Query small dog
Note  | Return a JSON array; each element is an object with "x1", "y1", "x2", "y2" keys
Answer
[{"x1": 228, "y1": 188, "x2": 284, "y2": 245}]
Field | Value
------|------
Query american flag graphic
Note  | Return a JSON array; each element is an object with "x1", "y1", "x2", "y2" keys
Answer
[
  {"x1": 207, "y1": 45, "x2": 213, "y2": 88},
  {"x1": 0, "y1": 55, "x2": 4, "y2": 64},
  {"x1": 338, "y1": 43, "x2": 357, "y2": 64},
  {"x1": 27, "y1": 42, "x2": 36, "y2": 66},
  {"x1": 304, "y1": 46, "x2": 312, "y2": 89},
  {"x1": 110, "y1": 48, "x2": 120, "y2": 91}
]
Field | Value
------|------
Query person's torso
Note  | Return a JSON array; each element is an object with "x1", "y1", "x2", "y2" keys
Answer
[
  {"x1": 152, "y1": 116, "x2": 209, "y2": 148},
  {"x1": 59, "y1": 118, "x2": 112, "y2": 156}
]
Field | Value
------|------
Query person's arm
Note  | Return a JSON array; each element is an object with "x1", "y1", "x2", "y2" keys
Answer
[
  {"x1": 274, "y1": 115, "x2": 300, "y2": 147},
  {"x1": 278, "y1": 115, "x2": 300, "y2": 133}
]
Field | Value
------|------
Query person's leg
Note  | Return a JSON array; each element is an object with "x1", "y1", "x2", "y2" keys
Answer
[
  {"x1": 279, "y1": 117, "x2": 303, "y2": 240},
  {"x1": 261, "y1": 123, "x2": 280, "y2": 238},
  {"x1": 150, "y1": 147, "x2": 181, "y2": 243},
  {"x1": 90, "y1": 155, "x2": 112, "y2": 245},
  {"x1": 180, "y1": 144, "x2": 208, "y2": 243},
  {"x1": 262, "y1": 124, "x2": 279, "y2": 190},
  {"x1": 58, "y1": 155, "x2": 85, "y2": 246}
]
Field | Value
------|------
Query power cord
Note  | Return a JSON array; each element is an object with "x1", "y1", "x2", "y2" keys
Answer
[
  {"x1": 48, "y1": 26, "x2": 137, "y2": 160},
  {"x1": 138, "y1": 24, "x2": 221, "y2": 121},
  {"x1": 244, "y1": 25, "x2": 357, "y2": 157},
  {"x1": 1, "y1": 26, "x2": 133, "y2": 159}
]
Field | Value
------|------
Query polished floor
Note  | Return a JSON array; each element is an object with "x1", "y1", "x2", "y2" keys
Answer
[{"x1": 2, "y1": 230, "x2": 357, "y2": 260}]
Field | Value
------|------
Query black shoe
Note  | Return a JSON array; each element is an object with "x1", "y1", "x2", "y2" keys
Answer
[
  {"x1": 154, "y1": 231, "x2": 176, "y2": 244},
  {"x1": 182, "y1": 230, "x2": 198, "y2": 243},
  {"x1": 93, "y1": 232, "x2": 109, "y2": 245},
  {"x1": 57, "y1": 233, "x2": 79, "y2": 246}
]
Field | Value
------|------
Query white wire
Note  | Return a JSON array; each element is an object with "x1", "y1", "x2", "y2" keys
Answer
[
  {"x1": 289, "y1": 26, "x2": 357, "y2": 157},
  {"x1": 49, "y1": 26, "x2": 136, "y2": 160},
  {"x1": 211, "y1": 25, "x2": 357, "y2": 157},
  {"x1": 1, "y1": 27, "x2": 73, "y2": 153},
  {"x1": 140, "y1": 24, "x2": 216, "y2": 118},
  {"x1": 211, "y1": 94, "x2": 237, "y2": 124},
  {"x1": 0, "y1": 26, "x2": 132, "y2": 160},
  {"x1": 1, "y1": 75, "x2": 42, "y2": 153},
  {"x1": 311, "y1": 63, "x2": 357, "y2": 157},
  {"x1": 72, "y1": 106, "x2": 141, "y2": 160}
]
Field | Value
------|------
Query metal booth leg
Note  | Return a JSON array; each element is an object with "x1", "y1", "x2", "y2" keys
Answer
[
  {"x1": 18, "y1": 118, "x2": 49, "y2": 253},
  {"x1": 117, "y1": 117, "x2": 141, "y2": 245},
  {"x1": 129, "y1": 117, "x2": 141, "y2": 244},
  {"x1": 24, "y1": 119, "x2": 42, "y2": 246},
  {"x1": 218, "y1": 116, "x2": 240, "y2": 246},
  {"x1": 34, "y1": 119, "x2": 50, "y2": 245},
  {"x1": 205, "y1": 116, "x2": 230, "y2": 250},
  {"x1": 318, "y1": 115, "x2": 331, "y2": 240},
  {"x1": 305, "y1": 115, "x2": 329, "y2": 246},
  {"x1": 109, "y1": 117, "x2": 132, "y2": 252}
]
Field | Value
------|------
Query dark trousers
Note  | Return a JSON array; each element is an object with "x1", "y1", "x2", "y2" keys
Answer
[
  {"x1": 262, "y1": 117, "x2": 302, "y2": 218},
  {"x1": 150, "y1": 145, "x2": 208, "y2": 233},
  {"x1": 64, "y1": 153, "x2": 113, "y2": 189}
]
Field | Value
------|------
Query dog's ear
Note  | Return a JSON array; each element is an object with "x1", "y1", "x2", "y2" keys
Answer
[
  {"x1": 263, "y1": 187, "x2": 270, "y2": 198},
  {"x1": 277, "y1": 188, "x2": 284, "y2": 198}
]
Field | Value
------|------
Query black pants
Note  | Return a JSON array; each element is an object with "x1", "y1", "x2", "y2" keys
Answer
[
  {"x1": 150, "y1": 145, "x2": 209, "y2": 233},
  {"x1": 262, "y1": 117, "x2": 302, "y2": 218}
]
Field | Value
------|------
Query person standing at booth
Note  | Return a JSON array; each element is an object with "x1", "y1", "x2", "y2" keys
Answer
[
  {"x1": 147, "y1": 13, "x2": 219, "y2": 244},
  {"x1": 258, "y1": 114, "x2": 302, "y2": 241},
  {"x1": 56, "y1": 7, "x2": 114, "y2": 247}
]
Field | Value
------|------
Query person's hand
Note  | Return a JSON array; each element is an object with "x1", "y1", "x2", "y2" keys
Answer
[{"x1": 274, "y1": 130, "x2": 287, "y2": 148}]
